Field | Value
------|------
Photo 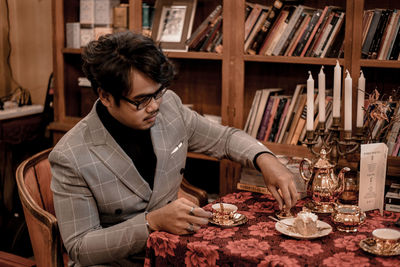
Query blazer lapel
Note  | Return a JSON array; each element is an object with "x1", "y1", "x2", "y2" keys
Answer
[
  {"x1": 86, "y1": 104, "x2": 152, "y2": 201},
  {"x1": 148, "y1": 113, "x2": 172, "y2": 208}
]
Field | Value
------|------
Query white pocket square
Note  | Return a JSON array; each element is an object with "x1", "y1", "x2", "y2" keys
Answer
[{"x1": 171, "y1": 142, "x2": 183, "y2": 154}]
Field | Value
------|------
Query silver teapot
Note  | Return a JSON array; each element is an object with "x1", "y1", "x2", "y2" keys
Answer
[{"x1": 299, "y1": 149, "x2": 350, "y2": 213}]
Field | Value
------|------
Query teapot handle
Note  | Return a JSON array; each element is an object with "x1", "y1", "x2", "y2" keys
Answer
[{"x1": 299, "y1": 158, "x2": 312, "y2": 183}]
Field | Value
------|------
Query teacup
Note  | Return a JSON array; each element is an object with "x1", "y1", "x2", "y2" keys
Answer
[
  {"x1": 372, "y1": 228, "x2": 400, "y2": 253},
  {"x1": 211, "y1": 203, "x2": 238, "y2": 225}
]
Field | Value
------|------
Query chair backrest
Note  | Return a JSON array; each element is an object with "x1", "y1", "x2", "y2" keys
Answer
[{"x1": 16, "y1": 148, "x2": 65, "y2": 267}]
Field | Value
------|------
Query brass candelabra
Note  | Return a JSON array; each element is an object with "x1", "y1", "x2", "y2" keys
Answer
[{"x1": 303, "y1": 118, "x2": 364, "y2": 163}]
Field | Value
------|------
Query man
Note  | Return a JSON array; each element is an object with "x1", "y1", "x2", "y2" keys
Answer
[{"x1": 50, "y1": 31, "x2": 298, "y2": 266}]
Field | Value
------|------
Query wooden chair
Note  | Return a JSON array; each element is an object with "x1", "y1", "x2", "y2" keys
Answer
[{"x1": 16, "y1": 148, "x2": 208, "y2": 267}]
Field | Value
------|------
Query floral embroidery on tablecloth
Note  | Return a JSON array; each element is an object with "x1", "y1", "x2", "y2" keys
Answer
[
  {"x1": 322, "y1": 252, "x2": 370, "y2": 267},
  {"x1": 220, "y1": 191, "x2": 253, "y2": 203},
  {"x1": 280, "y1": 239, "x2": 323, "y2": 256},
  {"x1": 238, "y1": 210, "x2": 256, "y2": 220},
  {"x1": 248, "y1": 221, "x2": 277, "y2": 237},
  {"x1": 258, "y1": 254, "x2": 301, "y2": 267},
  {"x1": 226, "y1": 238, "x2": 270, "y2": 259},
  {"x1": 368, "y1": 210, "x2": 400, "y2": 222},
  {"x1": 146, "y1": 231, "x2": 179, "y2": 258},
  {"x1": 194, "y1": 226, "x2": 238, "y2": 240},
  {"x1": 357, "y1": 219, "x2": 386, "y2": 233},
  {"x1": 333, "y1": 234, "x2": 367, "y2": 251},
  {"x1": 184, "y1": 241, "x2": 219, "y2": 267},
  {"x1": 375, "y1": 256, "x2": 400, "y2": 266},
  {"x1": 247, "y1": 201, "x2": 275, "y2": 213}
]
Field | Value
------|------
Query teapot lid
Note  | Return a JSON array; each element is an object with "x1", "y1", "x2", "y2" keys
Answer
[{"x1": 313, "y1": 149, "x2": 335, "y2": 169}]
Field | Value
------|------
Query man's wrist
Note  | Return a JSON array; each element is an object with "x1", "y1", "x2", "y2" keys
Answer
[
  {"x1": 144, "y1": 211, "x2": 154, "y2": 233},
  {"x1": 253, "y1": 151, "x2": 274, "y2": 171}
]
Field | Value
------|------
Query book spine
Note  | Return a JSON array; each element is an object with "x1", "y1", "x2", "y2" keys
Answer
[
  {"x1": 293, "y1": 9, "x2": 321, "y2": 57},
  {"x1": 286, "y1": 15, "x2": 311, "y2": 56},
  {"x1": 248, "y1": 0, "x2": 284, "y2": 54},
  {"x1": 321, "y1": 12, "x2": 345, "y2": 58},
  {"x1": 389, "y1": 23, "x2": 400, "y2": 60},
  {"x1": 244, "y1": 4, "x2": 264, "y2": 41},
  {"x1": 237, "y1": 182, "x2": 270, "y2": 195},
  {"x1": 186, "y1": 5, "x2": 222, "y2": 47},
  {"x1": 386, "y1": 12, "x2": 400, "y2": 59},
  {"x1": 300, "y1": 6, "x2": 328, "y2": 57},
  {"x1": 279, "y1": 13, "x2": 306, "y2": 56},
  {"x1": 272, "y1": 5, "x2": 303, "y2": 56},
  {"x1": 369, "y1": 10, "x2": 391, "y2": 59},
  {"x1": 362, "y1": 9, "x2": 382, "y2": 58},
  {"x1": 274, "y1": 98, "x2": 291, "y2": 142},
  {"x1": 256, "y1": 96, "x2": 275, "y2": 140},
  {"x1": 268, "y1": 97, "x2": 287, "y2": 142},
  {"x1": 385, "y1": 203, "x2": 400, "y2": 212}
]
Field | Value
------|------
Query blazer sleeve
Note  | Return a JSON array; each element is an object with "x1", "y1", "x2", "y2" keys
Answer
[
  {"x1": 167, "y1": 91, "x2": 273, "y2": 169},
  {"x1": 50, "y1": 147, "x2": 149, "y2": 266}
]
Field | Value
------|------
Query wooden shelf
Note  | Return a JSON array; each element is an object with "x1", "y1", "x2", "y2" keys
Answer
[
  {"x1": 360, "y1": 59, "x2": 400, "y2": 69},
  {"x1": 165, "y1": 51, "x2": 222, "y2": 60},
  {"x1": 244, "y1": 55, "x2": 345, "y2": 66},
  {"x1": 62, "y1": 49, "x2": 224, "y2": 61}
]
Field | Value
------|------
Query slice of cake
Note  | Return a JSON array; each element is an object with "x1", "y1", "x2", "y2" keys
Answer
[{"x1": 293, "y1": 210, "x2": 318, "y2": 236}]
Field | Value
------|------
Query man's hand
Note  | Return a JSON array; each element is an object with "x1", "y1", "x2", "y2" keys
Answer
[
  {"x1": 256, "y1": 153, "x2": 299, "y2": 209},
  {"x1": 146, "y1": 198, "x2": 212, "y2": 235}
]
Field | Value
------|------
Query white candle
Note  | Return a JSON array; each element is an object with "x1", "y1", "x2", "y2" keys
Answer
[
  {"x1": 344, "y1": 70, "x2": 352, "y2": 131},
  {"x1": 318, "y1": 66, "x2": 326, "y2": 123},
  {"x1": 307, "y1": 71, "x2": 314, "y2": 131},
  {"x1": 357, "y1": 71, "x2": 365, "y2": 128},
  {"x1": 333, "y1": 60, "x2": 341, "y2": 118}
]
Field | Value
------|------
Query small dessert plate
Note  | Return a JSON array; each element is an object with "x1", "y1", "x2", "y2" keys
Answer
[
  {"x1": 209, "y1": 213, "x2": 248, "y2": 228},
  {"x1": 275, "y1": 218, "x2": 332, "y2": 239},
  {"x1": 359, "y1": 238, "x2": 400, "y2": 257}
]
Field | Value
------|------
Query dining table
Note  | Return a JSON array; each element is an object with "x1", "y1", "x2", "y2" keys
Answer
[{"x1": 144, "y1": 191, "x2": 400, "y2": 266}]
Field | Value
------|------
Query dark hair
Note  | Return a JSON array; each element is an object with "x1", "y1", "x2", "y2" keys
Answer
[{"x1": 82, "y1": 31, "x2": 175, "y2": 104}]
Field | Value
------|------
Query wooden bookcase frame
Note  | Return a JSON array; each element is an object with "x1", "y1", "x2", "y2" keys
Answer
[{"x1": 50, "y1": 0, "x2": 400, "y2": 196}]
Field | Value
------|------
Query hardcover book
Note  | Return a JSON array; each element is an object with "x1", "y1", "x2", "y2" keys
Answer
[{"x1": 247, "y1": 0, "x2": 284, "y2": 54}]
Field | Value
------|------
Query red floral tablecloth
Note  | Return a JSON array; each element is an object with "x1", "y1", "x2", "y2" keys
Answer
[{"x1": 145, "y1": 191, "x2": 400, "y2": 267}]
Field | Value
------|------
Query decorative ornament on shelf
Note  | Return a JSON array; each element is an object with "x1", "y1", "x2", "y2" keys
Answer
[{"x1": 362, "y1": 88, "x2": 400, "y2": 144}]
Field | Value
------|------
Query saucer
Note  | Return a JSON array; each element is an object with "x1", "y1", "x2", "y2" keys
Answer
[
  {"x1": 359, "y1": 238, "x2": 400, "y2": 256},
  {"x1": 275, "y1": 218, "x2": 332, "y2": 239},
  {"x1": 209, "y1": 213, "x2": 248, "y2": 228}
]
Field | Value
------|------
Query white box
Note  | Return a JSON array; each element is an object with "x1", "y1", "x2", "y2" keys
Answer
[
  {"x1": 80, "y1": 28, "x2": 94, "y2": 47},
  {"x1": 95, "y1": 0, "x2": 120, "y2": 25},
  {"x1": 66, "y1": 22, "x2": 80, "y2": 48},
  {"x1": 80, "y1": 0, "x2": 95, "y2": 26}
]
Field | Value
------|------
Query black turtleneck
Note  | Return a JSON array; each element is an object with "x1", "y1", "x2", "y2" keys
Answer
[{"x1": 96, "y1": 102, "x2": 157, "y2": 189}]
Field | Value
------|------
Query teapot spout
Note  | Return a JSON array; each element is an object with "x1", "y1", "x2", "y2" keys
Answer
[{"x1": 337, "y1": 167, "x2": 351, "y2": 194}]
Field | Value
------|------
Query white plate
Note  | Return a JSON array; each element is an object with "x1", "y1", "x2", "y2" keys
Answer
[{"x1": 275, "y1": 218, "x2": 332, "y2": 239}]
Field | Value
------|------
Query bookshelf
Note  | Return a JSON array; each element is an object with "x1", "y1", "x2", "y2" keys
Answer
[{"x1": 49, "y1": 0, "x2": 400, "y2": 196}]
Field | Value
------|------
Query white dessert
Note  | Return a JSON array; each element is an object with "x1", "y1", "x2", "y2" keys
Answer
[{"x1": 293, "y1": 210, "x2": 318, "y2": 236}]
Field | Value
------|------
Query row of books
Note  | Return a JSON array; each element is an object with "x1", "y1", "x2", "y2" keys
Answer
[
  {"x1": 244, "y1": 84, "x2": 400, "y2": 156},
  {"x1": 185, "y1": 5, "x2": 223, "y2": 53},
  {"x1": 244, "y1": 1, "x2": 345, "y2": 58},
  {"x1": 244, "y1": 84, "x2": 332, "y2": 146},
  {"x1": 385, "y1": 183, "x2": 400, "y2": 212},
  {"x1": 66, "y1": 1, "x2": 154, "y2": 48},
  {"x1": 361, "y1": 9, "x2": 400, "y2": 60}
]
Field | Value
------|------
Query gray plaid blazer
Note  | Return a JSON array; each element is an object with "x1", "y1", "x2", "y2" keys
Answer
[{"x1": 50, "y1": 90, "x2": 270, "y2": 266}]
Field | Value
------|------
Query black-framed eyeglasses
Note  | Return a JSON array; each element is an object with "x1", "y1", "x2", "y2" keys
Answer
[{"x1": 121, "y1": 86, "x2": 167, "y2": 110}]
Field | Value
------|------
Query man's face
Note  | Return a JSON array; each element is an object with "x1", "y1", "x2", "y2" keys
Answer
[{"x1": 100, "y1": 69, "x2": 163, "y2": 130}]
